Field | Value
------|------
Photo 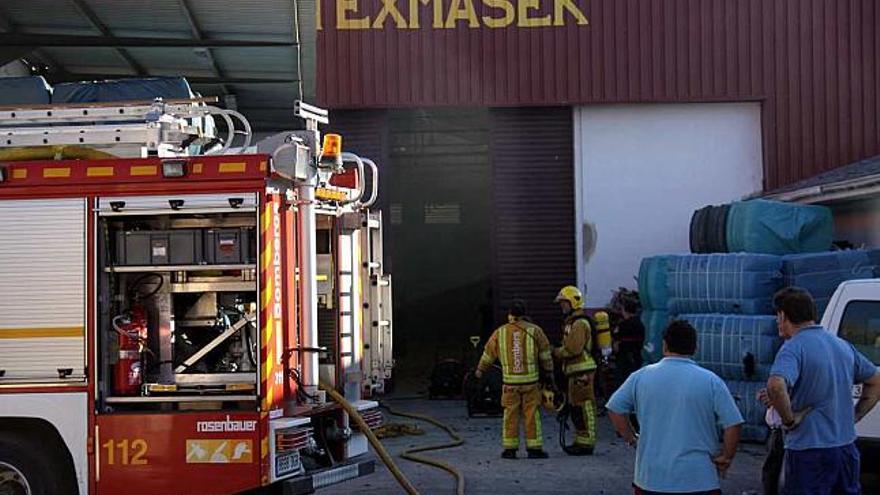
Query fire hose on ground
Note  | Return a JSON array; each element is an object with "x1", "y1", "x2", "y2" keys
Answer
[
  {"x1": 381, "y1": 401, "x2": 466, "y2": 495},
  {"x1": 319, "y1": 382, "x2": 466, "y2": 495}
]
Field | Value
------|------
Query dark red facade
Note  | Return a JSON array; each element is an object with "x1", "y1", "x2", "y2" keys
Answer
[{"x1": 317, "y1": 0, "x2": 880, "y2": 189}]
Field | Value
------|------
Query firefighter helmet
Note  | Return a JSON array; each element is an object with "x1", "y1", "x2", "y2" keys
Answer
[{"x1": 554, "y1": 286, "x2": 584, "y2": 310}]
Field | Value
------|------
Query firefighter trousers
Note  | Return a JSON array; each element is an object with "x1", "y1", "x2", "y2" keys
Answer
[
  {"x1": 567, "y1": 371, "x2": 597, "y2": 448},
  {"x1": 501, "y1": 383, "x2": 543, "y2": 450}
]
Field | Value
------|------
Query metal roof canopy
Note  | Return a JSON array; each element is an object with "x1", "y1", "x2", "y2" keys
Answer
[
  {"x1": 764, "y1": 154, "x2": 880, "y2": 205},
  {"x1": 0, "y1": 0, "x2": 317, "y2": 132}
]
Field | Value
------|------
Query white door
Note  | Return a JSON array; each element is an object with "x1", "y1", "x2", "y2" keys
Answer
[{"x1": 574, "y1": 103, "x2": 764, "y2": 304}]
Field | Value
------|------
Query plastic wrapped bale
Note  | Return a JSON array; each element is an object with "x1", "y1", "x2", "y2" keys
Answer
[
  {"x1": 724, "y1": 380, "x2": 770, "y2": 443},
  {"x1": 641, "y1": 310, "x2": 670, "y2": 364},
  {"x1": 52, "y1": 76, "x2": 193, "y2": 103},
  {"x1": 866, "y1": 248, "x2": 880, "y2": 273},
  {"x1": 638, "y1": 256, "x2": 673, "y2": 311},
  {"x1": 681, "y1": 314, "x2": 782, "y2": 380},
  {"x1": 741, "y1": 423, "x2": 771, "y2": 443},
  {"x1": 782, "y1": 250, "x2": 875, "y2": 317},
  {"x1": 667, "y1": 254, "x2": 784, "y2": 315},
  {"x1": 0, "y1": 76, "x2": 53, "y2": 105},
  {"x1": 726, "y1": 200, "x2": 833, "y2": 255}
]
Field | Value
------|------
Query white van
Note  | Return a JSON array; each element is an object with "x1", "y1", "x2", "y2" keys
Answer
[{"x1": 822, "y1": 279, "x2": 880, "y2": 444}]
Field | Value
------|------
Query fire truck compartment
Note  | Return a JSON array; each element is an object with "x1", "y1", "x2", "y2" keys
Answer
[
  {"x1": 114, "y1": 229, "x2": 204, "y2": 266},
  {"x1": 97, "y1": 194, "x2": 261, "y2": 412},
  {"x1": 204, "y1": 227, "x2": 256, "y2": 265}
]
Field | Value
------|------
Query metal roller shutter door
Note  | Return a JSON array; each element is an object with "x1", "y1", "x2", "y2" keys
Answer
[
  {"x1": 490, "y1": 107, "x2": 575, "y2": 340},
  {"x1": 0, "y1": 198, "x2": 86, "y2": 381}
]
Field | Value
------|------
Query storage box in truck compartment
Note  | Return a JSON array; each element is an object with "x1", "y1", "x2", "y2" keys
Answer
[
  {"x1": 204, "y1": 228, "x2": 255, "y2": 264},
  {"x1": 115, "y1": 230, "x2": 203, "y2": 266}
]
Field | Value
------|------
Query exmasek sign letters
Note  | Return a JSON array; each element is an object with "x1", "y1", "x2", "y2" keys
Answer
[{"x1": 317, "y1": 0, "x2": 589, "y2": 30}]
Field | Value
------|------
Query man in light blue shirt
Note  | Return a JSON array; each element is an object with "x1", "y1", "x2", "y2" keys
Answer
[
  {"x1": 767, "y1": 287, "x2": 880, "y2": 495},
  {"x1": 607, "y1": 320, "x2": 744, "y2": 495}
]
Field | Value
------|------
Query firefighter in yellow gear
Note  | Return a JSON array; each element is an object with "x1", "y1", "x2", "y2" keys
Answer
[
  {"x1": 552, "y1": 286, "x2": 612, "y2": 456},
  {"x1": 476, "y1": 300, "x2": 554, "y2": 459}
]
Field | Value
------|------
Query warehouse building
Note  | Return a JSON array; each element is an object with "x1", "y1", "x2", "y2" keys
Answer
[
  {"x1": 316, "y1": 0, "x2": 880, "y2": 361},
  {"x1": 1, "y1": 0, "x2": 878, "y2": 367}
]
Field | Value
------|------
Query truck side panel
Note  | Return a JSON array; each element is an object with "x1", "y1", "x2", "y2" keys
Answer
[
  {"x1": 96, "y1": 412, "x2": 262, "y2": 495},
  {"x1": 260, "y1": 192, "x2": 286, "y2": 416},
  {"x1": 0, "y1": 392, "x2": 88, "y2": 494},
  {"x1": 282, "y1": 193, "x2": 298, "y2": 407}
]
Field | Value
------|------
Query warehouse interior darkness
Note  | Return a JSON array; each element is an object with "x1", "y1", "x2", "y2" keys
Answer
[
  {"x1": 388, "y1": 109, "x2": 492, "y2": 373},
  {"x1": 330, "y1": 107, "x2": 575, "y2": 379}
]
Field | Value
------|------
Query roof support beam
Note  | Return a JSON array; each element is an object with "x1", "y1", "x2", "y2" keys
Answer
[
  {"x1": 180, "y1": 76, "x2": 301, "y2": 85},
  {"x1": 177, "y1": 0, "x2": 228, "y2": 95},
  {"x1": 0, "y1": 47, "x2": 34, "y2": 67},
  {"x1": 0, "y1": 8, "x2": 15, "y2": 32},
  {"x1": 0, "y1": 5, "x2": 71, "y2": 78},
  {"x1": 0, "y1": 33, "x2": 295, "y2": 48},
  {"x1": 291, "y1": 0, "x2": 305, "y2": 102},
  {"x1": 0, "y1": 7, "x2": 30, "y2": 67},
  {"x1": 67, "y1": 0, "x2": 147, "y2": 76},
  {"x1": 59, "y1": 74, "x2": 300, "y2": 85}
]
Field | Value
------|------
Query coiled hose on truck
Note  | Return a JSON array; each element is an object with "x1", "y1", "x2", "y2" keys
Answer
[{"x1": 319, "y1": 382, "x2": 466, "y2": 495}]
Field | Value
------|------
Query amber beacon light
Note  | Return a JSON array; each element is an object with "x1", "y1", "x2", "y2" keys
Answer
[{"x1": 319, "y1": 133, "x2": 344, "y2": 171}]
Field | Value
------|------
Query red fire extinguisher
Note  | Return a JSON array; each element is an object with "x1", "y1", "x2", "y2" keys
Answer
[{"x1": 113, "y1": 305, "x2": 148, "y2": 396}]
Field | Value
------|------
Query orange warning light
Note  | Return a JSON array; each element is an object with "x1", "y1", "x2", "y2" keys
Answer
[{"x1": 320, "y1": 134, "x2": 343, "y2": 170}]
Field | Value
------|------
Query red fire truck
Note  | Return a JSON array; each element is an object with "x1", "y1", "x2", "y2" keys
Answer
[{"x1": 0, "y1": 95, "x2": 394, "y2": 495}]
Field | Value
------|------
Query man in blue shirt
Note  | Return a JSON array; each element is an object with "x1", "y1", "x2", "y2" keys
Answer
[
  {"x1": 767, "y1": 287, "x2": 880, "y2": 495},
  {"x1": 607, "y1": 320, "x2": 744, "y2": 495}
]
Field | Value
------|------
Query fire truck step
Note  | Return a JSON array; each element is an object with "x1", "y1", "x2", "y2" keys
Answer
[{"x1": 282, "y1": 459, "x2": 376, "y2": 495}]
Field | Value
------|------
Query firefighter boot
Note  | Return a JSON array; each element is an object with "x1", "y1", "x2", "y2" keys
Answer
[
  {"x1": 501, "y1": 449, "x2": 517, "y2": 459},
  {"x1": 563, "y1": 444, "x2": 594, "y2": 456},
  {"x1": 527, "y1": 449, "x2": 549, "y2": 459},
  {"x1": 567, "y1": 403, "x2": 597, "y2": 455}
]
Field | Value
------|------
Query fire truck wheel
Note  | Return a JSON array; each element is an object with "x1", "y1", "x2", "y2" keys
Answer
[{"x1": 0, "y1": 434, "x2": 72, "y2": 495}]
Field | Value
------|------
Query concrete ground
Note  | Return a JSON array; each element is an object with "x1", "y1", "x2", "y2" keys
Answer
[{"x1": 322, "y1": 398, "x2": 769, "y2": 495}]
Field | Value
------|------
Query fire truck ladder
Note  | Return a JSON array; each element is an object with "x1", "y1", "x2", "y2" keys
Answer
[
  {"x1": 362, "y1": 211, "x2": 393, "y2": 395},
  {"x1": 0, "y1": 97, "x2": 252, "y2": 157}
]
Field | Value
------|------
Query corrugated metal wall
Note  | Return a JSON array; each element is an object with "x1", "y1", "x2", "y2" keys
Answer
[
  {"x1": 318, "y1": 0, "x2": 880, "y2": 189},
  {"x1": 326, "y1": 111, "x2": 389, "y2": 172},
  {"x1": 326, "y1": 110, "x2": 392, "y2": 268},
  {"x1": 490, "y1": 107, "x2": 574, "y2": 339}
]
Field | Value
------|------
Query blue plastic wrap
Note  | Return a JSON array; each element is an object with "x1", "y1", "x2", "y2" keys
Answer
[
  {"x1": 641, "y1": 310, "x2": 670, "y2": 364},
  {"x1": 667, "y1": 254, "x2": 783, "y2": 315},
  {"x1": 52, "y1": 76, "x2": 193, "y2": 103},
  {"x1": 726, "y1": 199, "x2": 833, "y2": 255},
  {"x1": 866, "y1": 249, "x2": 880, "y2": 271},
  {"x1": 0, "y1": 76, "x2": 52, "y2": 105},
  {"x1": 724, "y1": 380, "x2": 771, "y2": 442},
  {"x1": 782, "y1": 250, "x2": 876, "y2": 317},
  {"x1": 682, "y1": 314, "x2": 782, "y2": 380},
  {"x1": 638, "y1": 256, "x2": 672, "y2": 311}
]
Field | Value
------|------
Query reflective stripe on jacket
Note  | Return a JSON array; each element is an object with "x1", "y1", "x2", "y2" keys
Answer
[
  {"x1": 554, "y1": 310, "x2": 597, "y2": 375},
  {"x1": 479, "y1": 319, "x2": 553, "y2": 385}
]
